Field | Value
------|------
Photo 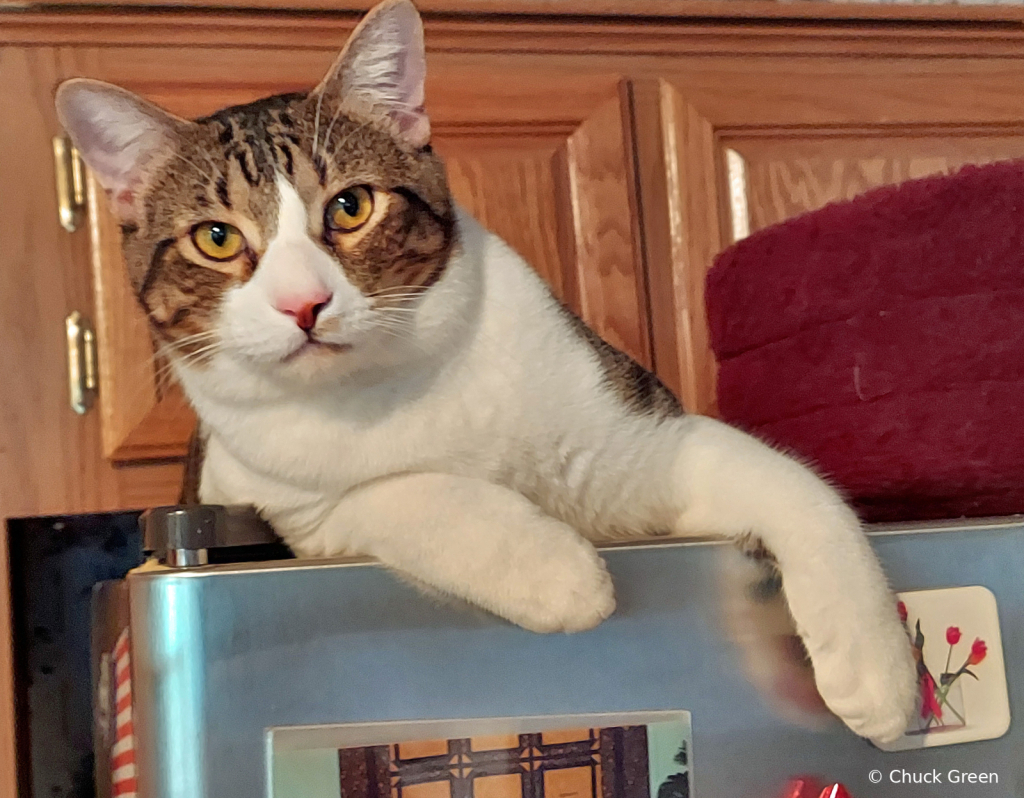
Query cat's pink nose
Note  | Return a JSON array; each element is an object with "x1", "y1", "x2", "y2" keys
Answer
[{"x1": 276, "y1": 292, "x2": 332, "y2": 332}]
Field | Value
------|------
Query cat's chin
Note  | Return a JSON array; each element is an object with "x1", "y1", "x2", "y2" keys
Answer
[
  {"x1": 282, "y1": 339, "x2": 353, "y2": 363},
  {"x1": 271, "y1": 340, "x2": 358, "y2": 383}
]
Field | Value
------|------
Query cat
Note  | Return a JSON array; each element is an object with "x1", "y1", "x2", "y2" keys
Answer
[{"x1": 56, "y1": 0, "x2": 916, "y2": 744}]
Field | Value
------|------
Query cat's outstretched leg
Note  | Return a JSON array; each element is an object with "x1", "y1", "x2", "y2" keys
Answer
[
  {"x1": 664, "y1": 415, "x2": 916, "y2": 744},
  {"x1": 305, "y1": 472, "x2": 615, "y2": 633}
]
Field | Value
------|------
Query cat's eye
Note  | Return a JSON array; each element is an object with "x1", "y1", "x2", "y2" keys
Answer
[
  {"x1": 324, "y1": 186, "x2": 374, "y2": 233},
  {"x1": 191, "y1": 221, "x2": 246, "y2": 261}
]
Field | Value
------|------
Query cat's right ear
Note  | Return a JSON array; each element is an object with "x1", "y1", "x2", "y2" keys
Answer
[
  {"x1": 314, "y1": 0, "x2": 429, "y2": 148},
  {"x1": 55, "y1": 79, "x2": 185, "y2": 222}
]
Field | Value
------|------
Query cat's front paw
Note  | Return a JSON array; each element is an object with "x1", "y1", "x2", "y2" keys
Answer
[
  {"x1": 499, "y1": 539, "x2": 616, "y2": 634},
  {"x1": 803, "y1": 603, "x2": 917, "y2": 744}
]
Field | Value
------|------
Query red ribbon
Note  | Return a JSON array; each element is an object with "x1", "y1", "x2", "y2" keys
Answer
[{"x1": 778, "y1": 779, "x2": 852, "y2": 798}]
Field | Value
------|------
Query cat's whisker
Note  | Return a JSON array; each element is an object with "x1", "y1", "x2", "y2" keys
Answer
[
  {"x1": 367, "y1": 284, "x2": 428, "y2": 297},
  {"x1": 166, "y1": 330, "x2": 221, "y2": 348},
  {"x1": 370, "y1": 316, "x2": 412, "y2": 330},
  {"x1": 373, "y1": 312, "x2": 419, "y2": 324},
  {"x1": 172, "y1": 151, "x2": 209, "y2": 176},
  {"x1": 312, "y1": 90, "x2": 327, "y2": 159},
  {"x1": 151, "y1": 361, "x2": 179, "y2": 388},
  {"x1": 371, "y1": 326, "x2": 423, "y2": 347},
  {"x1": 150, "y1": 348, "x2": 186, "y2": 383},
  {"x1": 325, "y1": 113, "x2": 377, "y2": 158},
  {"x1": 154, "y1": 336, "x2": 225, "y2": 373},
  {"x1": 371, "y1": 302, "x2": 426, "y2": 312},
  {"x1": 370, "y1": 305, "x2": 417, "y2": 317},
  {"x1": 321, "y1": 105, "x2": 348, "y2": 153},
  {"x1": 370, "y1": 291, "x2": 428, "y2": 300},
  {"x1": 152, "y1": 333, "x2": 221, "y2": 366},
  {"x1": 152, "y1": 356, "x2": 200, "y2": 383},
  {"x1": 373, "y1": 325, "x2": 413, "y2": 337},
  {"x1": 372, "y1": 319, "x2": 407, "y2": 331},
  {"x1": 370, "y1": 315, "x2": 413, "y2": 333},
  {"x1": 368, "y1": 292, "x2": 429, "y2": 306},
  {"x1": 177, "y1": 339, "x2": 223, "y2": 358},
  {"x1": 170, "y1": 345, "x2": 223, "y2": 371},
  {"x1": 112, "y1": 348, "x2": 186, "y2": 406},
  {"x1": 193, "y1": 146, "x2": 219, "y2": 175}
]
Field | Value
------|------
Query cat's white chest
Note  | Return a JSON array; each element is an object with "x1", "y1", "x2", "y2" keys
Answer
[{"x1": 195, "y1": 356, "x2": 519, "y2": 509}]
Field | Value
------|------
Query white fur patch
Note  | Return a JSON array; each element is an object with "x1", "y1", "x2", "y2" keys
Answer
[{"x1": 217, "y1": 177, "x2": 373, "y2": 366}]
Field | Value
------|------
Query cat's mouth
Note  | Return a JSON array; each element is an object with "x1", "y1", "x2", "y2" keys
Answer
[{"x1": 282, "y1": 338, "x2": 353, "y2": 362}]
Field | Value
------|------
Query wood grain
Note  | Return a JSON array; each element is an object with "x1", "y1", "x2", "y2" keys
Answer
[
  {"x1": 0, "y1": 45, "x2": 182, "y2": 513},
  {"x1": 11, "y1": 10, "x2": 1024, "y2": 60},
  {"x1": 441, "y1": 142, "x2": 568, "y2": 299},
  {"x1": 23, "y1": 0, "x2": 1024, "y2": 22},
  {"x1": 564, "y1": 87, "x2": 650, "y2": 365},
  {"x1": 88, "y1": 172, "x2": 199, "y2": 460},
  {"x1": 634, "y1": 81, "x2": 723, "y2": 415},
  {"x1": 727, "y1": 133, "x2": 1024, "y2": 233},
  {"x1": 0, "y1": 49, "x2": 105, "y2": 520}
]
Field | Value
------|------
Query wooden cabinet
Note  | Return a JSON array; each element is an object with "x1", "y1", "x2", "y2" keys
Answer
[
  {"x1": 0, "y1": 48, "x2": 185, "y2": 523},
  {"x1": 17, "y1": 7, "x2": 1024, "y2": 494},
  {"x1": 635, "y1": 67, "x2": 1024, "y2": 417}
]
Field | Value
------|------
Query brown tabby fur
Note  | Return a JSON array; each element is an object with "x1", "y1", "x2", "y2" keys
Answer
[{"x1": 125, "y1": 92, "x2": 455, "y2": 355}]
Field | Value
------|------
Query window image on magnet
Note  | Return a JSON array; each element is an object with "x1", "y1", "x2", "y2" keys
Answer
[{"x1": 269, "y1": 712, "x2": 692, "y2": 798}]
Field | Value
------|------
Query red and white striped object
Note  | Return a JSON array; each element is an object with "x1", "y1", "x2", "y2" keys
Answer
[{"x1": 111, "y1": 629, "x2": 138, "y2": 798}]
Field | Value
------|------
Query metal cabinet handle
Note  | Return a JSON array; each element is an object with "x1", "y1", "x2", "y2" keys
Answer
[
  {"x1": 66, "y1": 311, "x2": 97, "y2": 414},
  {"x1": 53, "y1": 135, "x2": 86, "y2": 233}
]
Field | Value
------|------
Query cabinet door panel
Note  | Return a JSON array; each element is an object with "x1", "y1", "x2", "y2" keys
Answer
[
  {"x1": 442, "y1": 145, "x2": 571, "y2": 296},
  {"x1": 635, "y1": 67, "x2": 1024, "y2": 416},
  {"x1": 436, "y1": 94, "x2": 645, "y2": 358},
  {"x1": 77, "y1": 50, "x2": 647, "y2": 462},
  {"x1": 729, "y1": 134, "x2": 1024, "y2": 234}
]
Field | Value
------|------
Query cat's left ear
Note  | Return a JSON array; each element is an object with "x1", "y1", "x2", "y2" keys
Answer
[
  {"x1": 315, "y1": 0, "x2": 429, "y2": 148},
  {"x1": 55, "y1": 79, "x2": 186, "y2": 222}
]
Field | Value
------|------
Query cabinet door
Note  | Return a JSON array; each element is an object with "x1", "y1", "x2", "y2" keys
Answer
[
  {"x1": 78, "y1": 48, "x2": 646, "y2": 461},
  {"x1": 635, "y1": 66, "x2": 1024, "y2": 416},
  {"x1": 0, "y1": 46, "x2": 187, "y2": 520}
]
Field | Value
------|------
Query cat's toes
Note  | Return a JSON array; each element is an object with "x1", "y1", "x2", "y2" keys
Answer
[
  {"x1": 807, "y1": 613, "x2": 917, "y2": 744},
  {"x1": 503, "y1": 544, "x2": 616, "y2": 634}
]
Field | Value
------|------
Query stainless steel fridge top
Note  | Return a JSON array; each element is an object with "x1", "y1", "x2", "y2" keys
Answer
[{"x1": 115, "y1": 519, "x2": 1023, "y2": 798}]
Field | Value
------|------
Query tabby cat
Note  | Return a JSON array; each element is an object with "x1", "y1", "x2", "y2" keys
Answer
[{"x1": 56, "y1": 0, "x2": 915, "y2": 743}]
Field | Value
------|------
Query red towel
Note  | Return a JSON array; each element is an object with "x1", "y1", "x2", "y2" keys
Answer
[{"x1": 706, "y1": 160, "x2": 1024, "y2": 521}]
